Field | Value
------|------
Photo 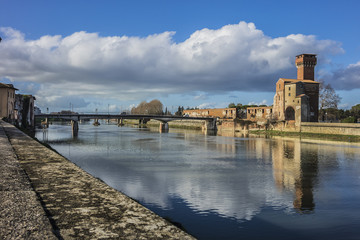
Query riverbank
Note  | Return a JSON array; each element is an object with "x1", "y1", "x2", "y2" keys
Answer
[
  {"x1": 124, "y1": 119, "x2": 204, "y2": 130},
  {"x1": 248, "y1": 129, "x2": 360, "y2": 142},
  {"x1": 0, "y1": 120, "x2": 195, "y2": 240}
]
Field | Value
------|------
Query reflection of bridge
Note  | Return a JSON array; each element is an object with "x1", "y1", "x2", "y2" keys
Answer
[{"x1": 35, "y1": 114, "x2": 217, "y2": 135}]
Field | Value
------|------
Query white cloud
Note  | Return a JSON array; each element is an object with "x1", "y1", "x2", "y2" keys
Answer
[
  {"x1": 248, "y1": 99, "x2": 268, "y2": 106},
  {"x1": 194, "y1": 93, "x2": 208, "y2": 100},
  {"x1": 0, "y1": 22, "x2": 348, "y2": 109},
  {"x1": 197, "y1": 102, "x2": 216, "y2": 109},
  {"x1": 328, "y1": 61, "x2": 360, "y2": 90}
]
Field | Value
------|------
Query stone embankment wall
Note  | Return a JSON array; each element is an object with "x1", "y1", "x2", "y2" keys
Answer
[
  {"x1": 300, "y1": 122, "x2": 360, "y2": 136},
  {"x1": 146, "y1": 119, "x2": 204, "y2": 130},
  {"x1": 0, "y1": 120, "x2": 195, "y2": 240},
  {"x1": 218, "y1": 119, "x2": 360, "y2": 136}
]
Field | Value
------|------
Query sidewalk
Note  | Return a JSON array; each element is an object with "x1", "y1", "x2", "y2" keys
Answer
[
  {"x1": 0, "y1": 120, "x2": 56, "y2": 239},
  {"x1": 0, "y1": 120, "x2": 195, "y2": 240}
]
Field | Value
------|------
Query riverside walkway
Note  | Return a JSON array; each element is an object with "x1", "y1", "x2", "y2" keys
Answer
[{"x1": 0, "y1": 120, "x2": 195, "y2": 240}]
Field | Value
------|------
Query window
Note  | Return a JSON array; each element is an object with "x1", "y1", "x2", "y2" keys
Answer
[
  {"x1": 289, "y1": 93, "x2": 291, "y2": 96},
  {"x1": 262, "y1": 109, "x2": 264, "y2": 113},
  {"x1": 289, "y1": 87, "x2": 291, "y2": 90}
]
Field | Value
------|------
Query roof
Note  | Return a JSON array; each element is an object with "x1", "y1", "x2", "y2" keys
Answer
[
  {"x1": 246, "y1": 106, "x2": 272, "y2": 109},
  {"x1": 278, "y1": 78, "x2": 319, "y2": 84},
  {"x1": 296, "y1": 53, "x2": 317, "y2": 57},
  {"x1": 296, "y1": 94, "x2": 308, "y2": 98},
  {"x1": 0, "y1": 83, "x2": 19, "y2": 90}
]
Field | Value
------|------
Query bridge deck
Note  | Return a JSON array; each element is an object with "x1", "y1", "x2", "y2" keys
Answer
[{"x1": 35, "y1": 114, "x2": 215, "y2": 121}]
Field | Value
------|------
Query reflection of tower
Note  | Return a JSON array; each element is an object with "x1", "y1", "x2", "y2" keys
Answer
[{"x1": 272, "y1": 138, "x2": 318, "y2": 212}]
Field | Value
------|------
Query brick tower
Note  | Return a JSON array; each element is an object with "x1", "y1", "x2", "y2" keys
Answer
[{"x1": 295, "y1": 54, "x2": 317, "y2": 80}]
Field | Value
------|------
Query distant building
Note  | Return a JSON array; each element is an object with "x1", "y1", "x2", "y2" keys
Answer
[
  {"x1": 14, "y1": 94, "x2": 36, "y2": 127},
  {"x1": 183, "y1": 108, "x2": 237, "y2": 119},
  {"x1": 247, "y1": 106, "x2": 273, "y2": 121},
  {"x1": 0, "y1": 82, "x2": 37, "y2": 127},
  {"x1": 272, "y1": 54, "x2": 319, "y2": 123},
  {"x1": 0, "y1": 83, "x2": 18, "y2": 120},
  {"x1": 247, "y1": 54, "x2": 320, "y2": 125}
]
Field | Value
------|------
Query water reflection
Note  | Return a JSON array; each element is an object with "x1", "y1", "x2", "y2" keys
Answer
[
  {"x1": 35, "y1": 123, "x2": 360, "y2": 239},
  {"x1": 271, "y1": 139, "x2": 318, "y2": 212}
]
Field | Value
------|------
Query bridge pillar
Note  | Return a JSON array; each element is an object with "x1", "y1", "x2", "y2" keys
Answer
[
  {"x1": 41, "y1": 117, "x2": 49, "y2": 129},
  {"x1": 202, "y1": 118, "x2": 217, "y2": 131},
  {"x1": 159, "y1": 122, "x2": 169, "y2": 133},
  {"x1": 71, "y1": 120, "x2": 79, "y2": 136},
  {"x1": 117, "y1": 118, "x2": 124, "y2": 127},
  {"x1": 93, "y1": 119, "x2": 100, "y2": 126}
]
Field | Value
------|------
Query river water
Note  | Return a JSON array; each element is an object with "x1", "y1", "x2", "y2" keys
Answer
[{"x1": 35, "y1": 121, "x2": 360, "y2": 240}]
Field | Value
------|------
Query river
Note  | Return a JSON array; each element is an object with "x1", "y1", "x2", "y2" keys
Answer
[{"x1": 35, "y1": 121, "x2": 360, "y2": 240}]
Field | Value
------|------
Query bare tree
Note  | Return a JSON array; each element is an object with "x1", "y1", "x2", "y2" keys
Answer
[
  {"x1": 147, "y1": 99, "x2": 163, "y2": 115},
  {"x1": 131, "y1": 99, "x2": 163, "y2": 115},
  {"x1": 319, "y1": 80, "x2": 341, "y2": 110},
  {"x1": 318, "y1": 80, "x2": 341, "y2": 121}
]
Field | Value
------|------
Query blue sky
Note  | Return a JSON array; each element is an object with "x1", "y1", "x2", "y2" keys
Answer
[{"x1": 0, "y1": 0, "x2": 359, "y2": 113}]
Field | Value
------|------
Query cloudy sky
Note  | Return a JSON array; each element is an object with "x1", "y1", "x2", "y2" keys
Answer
[{"x1": 0, "y1": 0, "x2": 359, "y2": 113}]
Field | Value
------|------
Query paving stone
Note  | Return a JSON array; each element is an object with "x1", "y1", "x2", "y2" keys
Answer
[
  {"x1": 0, "y1": 120, "x2": 57, "y2": 240},
  {"x1": 1, "y1": 121, "x2": 195, "y2": 240}
]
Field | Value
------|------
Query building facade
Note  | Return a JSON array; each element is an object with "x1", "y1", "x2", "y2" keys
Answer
[
  {"x1": 272, "y1": 54, "x2": 319, "y2": 124},
  {"x1": 247, "y1": 106, "x2": 273, "y2": 121},
  {"x1": 0, "y1": 83, "x2": 18, "y2": 120},
  {"x1": 14, "y1": 94, "x2": 36, "y2": 127},
  {"x1": 183, "y1": 108, "x2": 238, "y2": 119}
]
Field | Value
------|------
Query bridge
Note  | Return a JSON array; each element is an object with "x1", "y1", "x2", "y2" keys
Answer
[{"x1": 35, "y1": 113, "x2": 217, "y2": 135}]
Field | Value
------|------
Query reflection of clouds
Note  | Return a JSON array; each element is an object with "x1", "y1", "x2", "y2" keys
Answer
[
  {"x1": 44, "y1": 125, "x2": 360, "y2": 226},
  {"x1": 69, "y1": 129, "x2": 295, "y2": 222},
  {"x1": 171, "y1": 171, "x2": 293, "y2": 221}
]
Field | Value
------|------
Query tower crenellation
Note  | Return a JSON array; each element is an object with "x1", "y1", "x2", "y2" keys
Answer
[{"x1": 295, "y1": 54, "x2": 317, "y2": 80}]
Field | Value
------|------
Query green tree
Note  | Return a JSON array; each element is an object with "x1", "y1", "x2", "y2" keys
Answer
[
  {"x1": 228, "y1": 103, "x2": 236, "y2": 108},
  {"x1": 350, "y1": 104, "x2": 360, "y2": 119}
]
